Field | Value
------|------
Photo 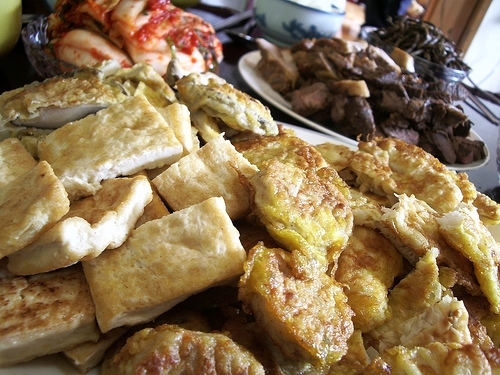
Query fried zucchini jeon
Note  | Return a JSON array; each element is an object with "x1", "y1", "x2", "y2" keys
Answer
[
  {"x1": 38, "y1": 95, "x2": 183, "y2": 201},
  {"x1": 0, "y1": 263, "x2": 99, "y2": 367},
  {"x1": 0, "y1": 138, "x2": 37, "y2": 189},
  {"x1": 7, "y1": 175, "x2": 153, "y2": 275},
  {"x1": 101, "y1": 324, "x2": 265, "y2": 375},
  {"x1": 233, "y1": 126, "x2": 329, "y2": 171},
  {"x1": 348, "y1": 137, "x2": 478, "y2": 214},
  {"x1": 248, "y1": 159, "x2": 352, "y2": 265},
  {"x1": 0, "y1": 161, "x2": 70, "y2": 258},
  {"x1": 437, "y1": 204, "x2": 500, "y2": 314},
  {"x1": 153, "y1": 134, "x2": 258, "y2": 220},
  {"x1": 176, "y1": 72, "x2": 278, "y2": 138},
  {"x1": 336, "y1": 226, "x2": 404, "y2": 332},
  {"x1": 83, "y1": 197, "x2": 247, "y2": 333},
  {"x1": 239, "y1": 243, "x2": 354, "y2": 368}
]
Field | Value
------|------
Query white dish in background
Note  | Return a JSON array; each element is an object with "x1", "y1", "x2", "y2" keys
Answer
[{"x1": 238, "y1": 50, "x2": 490, "y2": 172}]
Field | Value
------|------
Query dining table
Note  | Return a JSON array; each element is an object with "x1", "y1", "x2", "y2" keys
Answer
[{"x1": 1, "y1": 0, "x2": 500, "y2": 202}]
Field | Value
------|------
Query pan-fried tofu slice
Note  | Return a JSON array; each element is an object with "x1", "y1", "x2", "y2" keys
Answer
[
  {"x1": 38, "y1": 95, "x2": 183, "y2": 201},
  {"x1": 7, "y1": 175, "x2": 153, "y2": 275},
  {"x1": 0, "y1": 161, "x2": 70, "y2": 258},
  {"x1": 83, "y1": 196, "x2": 247, "y2": 333},
  {"x1": 0, "y1": 138, "x2": 37, "y2": 189},
  {"x1": 153, "y1": 134, "x2": 258, "y2": 220},
  {"x1": 0, "y1": 263, "x2": 100, "y2": 367}
]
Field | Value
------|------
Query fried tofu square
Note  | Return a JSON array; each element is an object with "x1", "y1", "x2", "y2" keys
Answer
[
  {"x1": 38, "y1": 95, "x2": 183, "y2": 201},
  {"x1": 0, "y1": 138, "x2": 37, "y2": 189},
  {"x1": 153, "y1": 134, "x2": 258, "y2": 220},
  {"x1": 82, "y1": 197, "x2": 247, "y2": 333},
  {"x1": 0, "y1": 263, "x2": 100, "y2": 367},
  {"x1": 7, "y1": 175, "x2": 153, "y2": 275},
  {"x1": 0, "y1": 160, "x2": 69, "y2": 258}
]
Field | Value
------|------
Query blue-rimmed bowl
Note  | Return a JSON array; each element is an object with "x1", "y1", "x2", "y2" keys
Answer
[{"x1": 253, "y1": 0, "x2": 345, "y2": 47}]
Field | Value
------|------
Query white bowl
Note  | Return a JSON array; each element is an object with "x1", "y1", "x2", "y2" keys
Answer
[{"x1": 253, "y1": 0, "x2": 345, "y2": 47}]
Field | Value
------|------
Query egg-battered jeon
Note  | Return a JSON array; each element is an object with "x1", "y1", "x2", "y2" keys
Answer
[
  {"x1": 369, "y1": 249, "x2": 472, "y2": 352},
  {"x1": 7, "y1": 175, "x2": 153, "y2": 275},
  {"x1": 83, "y1": 197, "x2": 246, "y2": 333},
  {"x1": 474, "y1": 192, "x2": 500, "y2": 226},
  {"x1": 176, "y1": 72, "x2": 278, "y2": 137},
  {"x1": 0, "y1": 138, "x2": 37, "y2": 189},
  {"x1": 249, "y1": 159, "x2": 352, "y2": 264},
  {"x1": 437, "y1": 204, "x2": 500, "y2": 314},
  {"x1": 314, "y1": 141, "x2": 355, "y2": 172},
  {"x1": 336, "y1": 226, "x2": 404, "y2": 332},
  {"x1": 0, "y1": 66, "x2": 128, "y2": 128},
  {"x1": 376, "y1": 342, "x2": 491, "y2": 374},
  {"x1": 0, "y1": 161, "x2": 70, "y2": 258},
  {"x1": 101, "y1": 324, "x2": 265, "y2": 375},
  {"x1": 0, "y1": 263, "x2": 100, "y2": 367},
  {"x1": 152, "y1": 134, "x2": 258, "y2": 220},
  {"x1": 233, "y1": 125, "x2": 330, "y2": 171},
  {"x1": 380, "y1": 194, "x2": 480, "y2": 294},
  {"x1": 349, "y1": 137, "x2": 476, "y2": 213},
  {"x1": 38, "y1": 95, "x2": 183, "y2": 201},
  {"x1": 239, "y1": 243, "x2": 354, "y2": 367}
]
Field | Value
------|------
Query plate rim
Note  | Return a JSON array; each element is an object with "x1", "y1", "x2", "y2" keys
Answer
[{"x1": 238, "y1": 50, "x2": 490, "y2": 171}]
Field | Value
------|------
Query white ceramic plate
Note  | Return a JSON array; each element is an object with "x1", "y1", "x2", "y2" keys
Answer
[{"x1": 238, "y1": 50, "x2": 490, "y2": 171}]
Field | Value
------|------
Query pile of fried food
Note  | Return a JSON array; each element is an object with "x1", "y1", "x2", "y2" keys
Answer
[
  {"x1": 255, "y1": 36, "x2": 484, "y2": 165},
  {"x1": 43, "y1": 0, "x2": 223, "y2": 76},
  {"x1": 1, "y1": 60, "x2": 500, "y2": 374}
]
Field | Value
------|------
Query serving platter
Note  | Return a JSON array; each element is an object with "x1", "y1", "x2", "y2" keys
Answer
[{"x1": 238, "y1": 50, "x2": 490, "y2": 172}]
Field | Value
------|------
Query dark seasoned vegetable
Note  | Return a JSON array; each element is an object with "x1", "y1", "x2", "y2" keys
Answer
[{"x1": 371, "y1": 16, "x2": 470, "y2": 71}]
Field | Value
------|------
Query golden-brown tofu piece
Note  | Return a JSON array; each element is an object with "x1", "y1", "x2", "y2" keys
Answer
[{"x1": 239, "y1": 243, "x2": 354, "y2": 367}]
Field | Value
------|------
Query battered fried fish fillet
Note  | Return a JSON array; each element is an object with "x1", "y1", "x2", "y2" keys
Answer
[
  {"x1": 233, "y1": 125, "x2": 329, "y2": 171},
  {"x1": 101, "y1": 324, "x2": 265, "y2": 375},
  {"x1": 369, "y1": 249, "x2": 472, "y2": 353},
  {"x1": 378, "y1": 342, "x2": 491, "y2": 374},
  {"x1": 176, "y1": 72, "x2": 278, "y2": 137},
  {"x1": 7, "y1": 175, "x2": 153, "y2": 275},
  {"x1": 238, "y1": 243, "x2": 354, "y2": 367},
  {"x1": 248, "y1": 159, "x2": 353, "y2": 264},
  {"x1": 349, "y1": 137, "x2": 476, "y2": 213},
  {"x1": 336, "y1": 226, "x2": 404, "y2": 332},
  {"x1": 437, "y1": 203, "x2": 500, "y2": 314},
  {"x1": 379, "y1": 194, "x2": 480, "y2": 294}
]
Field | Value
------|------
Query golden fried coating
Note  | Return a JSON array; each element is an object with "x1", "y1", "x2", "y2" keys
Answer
[
  {"x1": 249, "y1": 159, "x2": 352, "y2": 264},
  {"x1": 234, "y1": 126, "x2": 329, "y2": 171},
  {"x1": 474, "y1": 192, "x2": 500, "y2": 226},
  {"x1": 380, "y1": 194, "x2": 480, "y2": 295},
  {"x1": 314, "y1": 142, "x2": 355, "y2": 173},
  {"x1": 437, "y1": 203, "x2": 500, "y2": 314},
  {"x1": 239, "y1": 243, "x2": 354, "y2": 367},
  {"x1": 101, "y1": 324, "x2": 265, "y2": 375},
  {"x1": 336, "y1": 226, "x2": 404, "y2": 332},
  {"x1": 369, "y1": 249, "x2": 472, "y2": 353},
  {"x1": 349, "y1": 137, "x2": 475, "y2": 213},
  {"x1": 176, "y1": 72, "x2": 278, "y2": 137}
]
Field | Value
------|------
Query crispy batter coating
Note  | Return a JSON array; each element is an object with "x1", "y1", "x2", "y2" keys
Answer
[
  {"x1": 249, "y1": 159, "x2": 353, "y2": 264},
  {"x1": 349, "y1": 137, "x2": 475, "y2": 213},
  {"x1": 176, "y1": 72, "x2": 278, "y2": 137},
  {"x1": 239, "y1": 243, "x2": 354, "y2": 367},
  {"x1": 336, "y1": 226, "x2": 404, "y2": 332},
  {"x1": 437, "y1": 204, "x2": 500, "y2": 314},
  {"x1": 101, "y1": 324, "x2": 265, "y2": 375}
]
